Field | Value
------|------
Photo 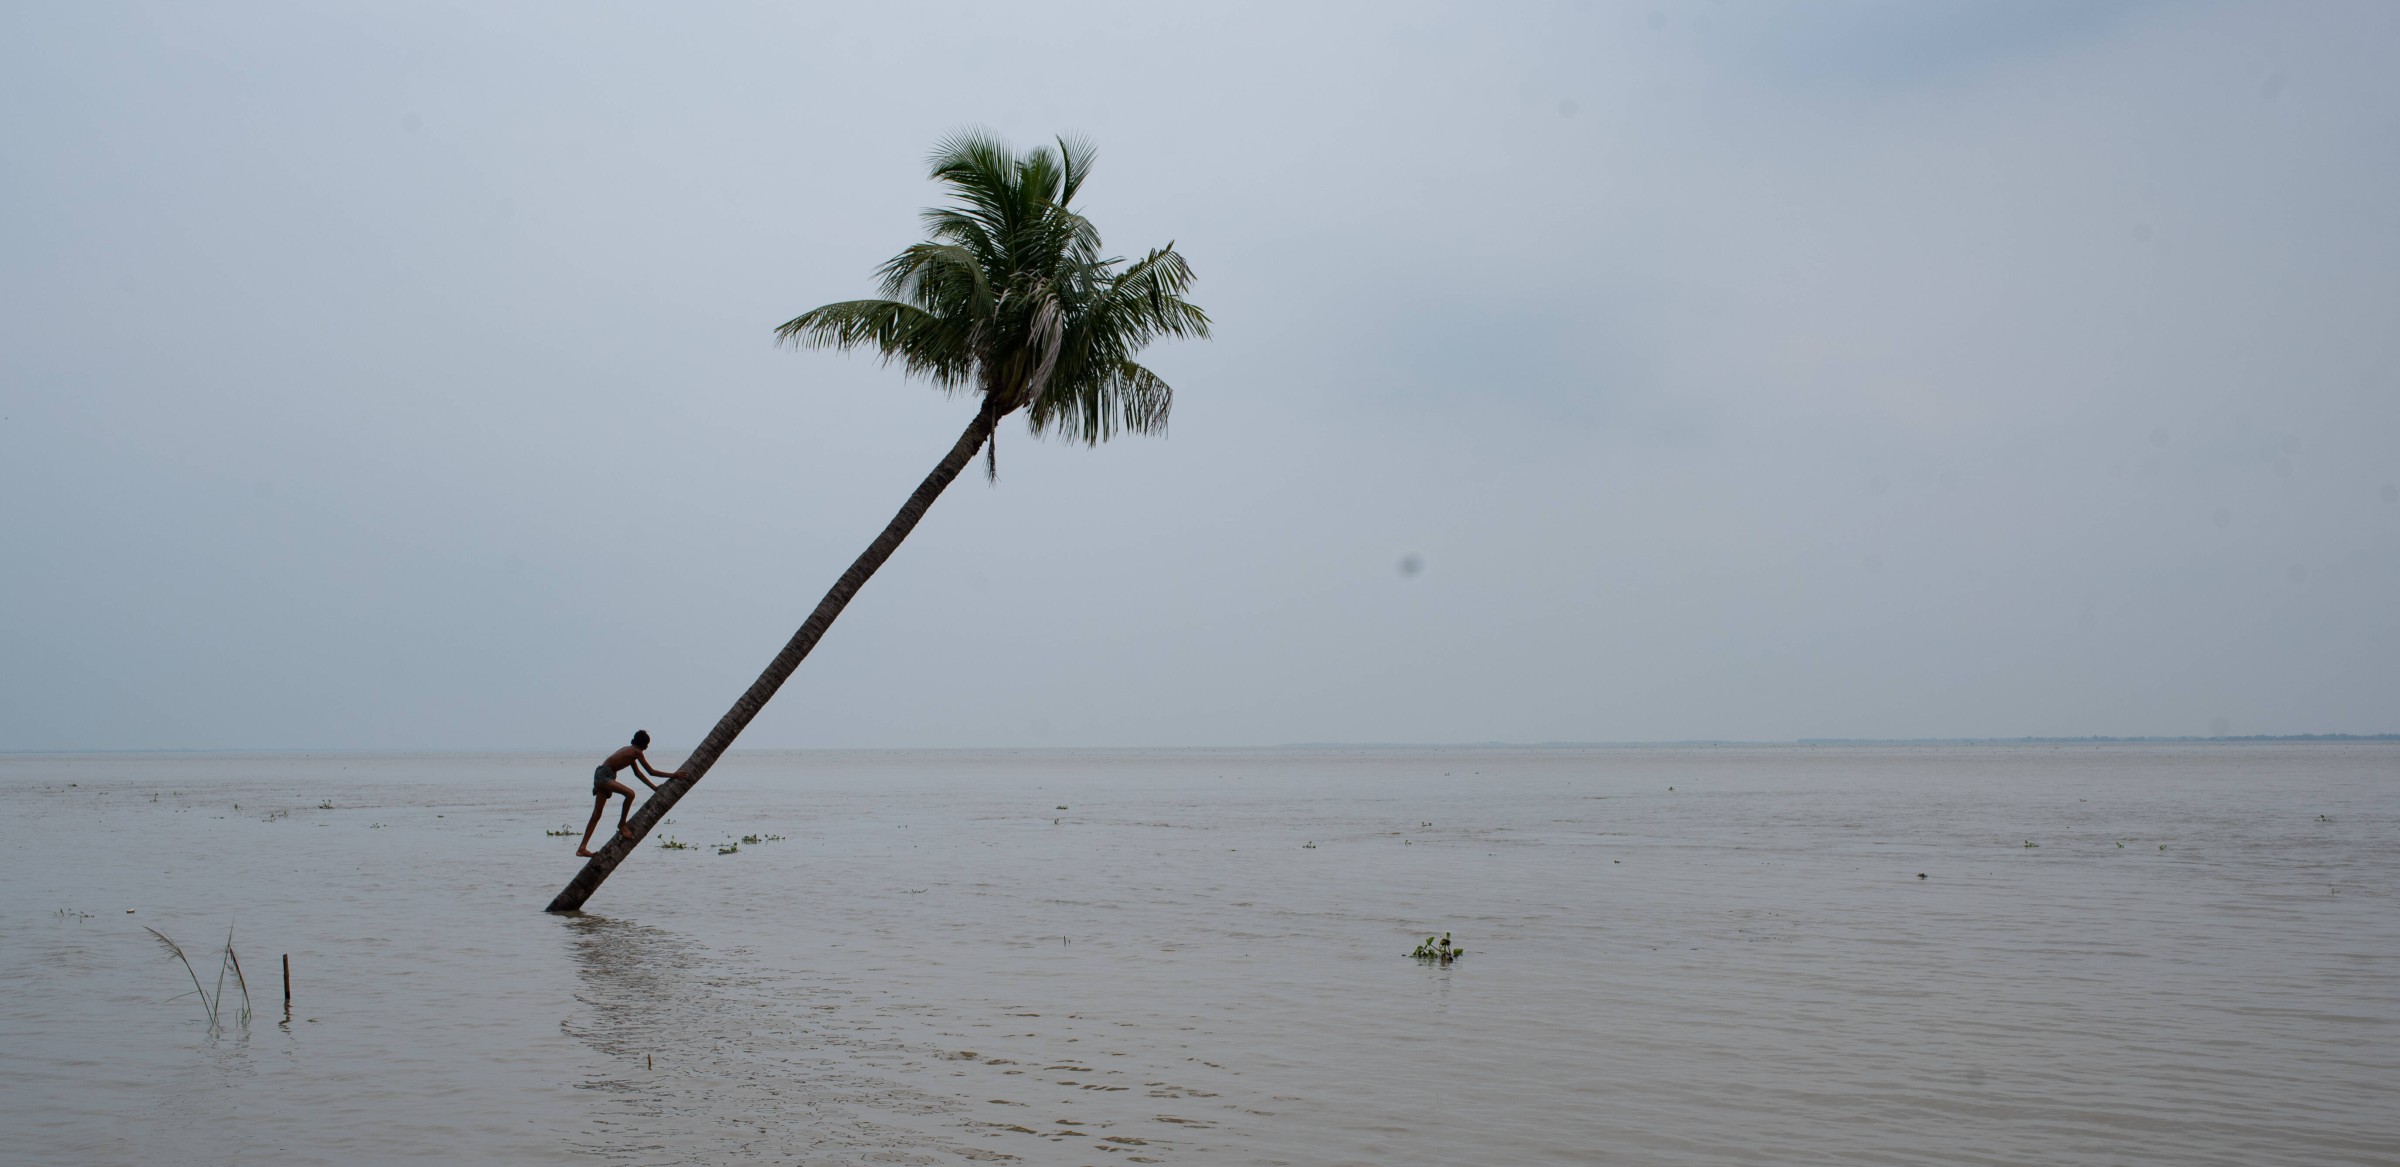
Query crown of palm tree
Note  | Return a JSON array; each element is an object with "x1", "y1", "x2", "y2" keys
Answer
[{"x1": 776, "y1": 131, "x2": 1209, "y2": 476}]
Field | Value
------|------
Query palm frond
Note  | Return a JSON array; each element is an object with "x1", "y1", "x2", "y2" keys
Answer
[
  {"x1": 1054, "y1": 134, "x2": 1097, "y2": 205},
  {"x1": 1028, "y1": 359, "x2": 1174, "y2": 445},
  {"x1": 1102, "y1": 246, "x2": 1211, "y2": 340},
  {"x1": 774, "y1": 300, "x2": 976, "y2": 390},
  {"x1": 875, "y1": 243, "x2": 994, "y2": 317}
]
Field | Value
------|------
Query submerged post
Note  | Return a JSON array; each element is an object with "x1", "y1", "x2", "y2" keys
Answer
[{"x1": 282, "y1": 953, "x2": 290, "y2": 1006}]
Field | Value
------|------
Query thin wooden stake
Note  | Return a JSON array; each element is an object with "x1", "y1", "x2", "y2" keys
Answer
[{"x1": 282, "y1": 953, "x2": 291, "y2": 1006}]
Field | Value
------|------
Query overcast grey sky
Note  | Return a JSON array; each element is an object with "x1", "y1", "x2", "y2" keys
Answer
[{"x1": 3, "y1": 1, "x2": 2395, "y2": 750}]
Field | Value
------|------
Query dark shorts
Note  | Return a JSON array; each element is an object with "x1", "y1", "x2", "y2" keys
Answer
[{"x1": 593, "y1": 764, "x2": 615, "y2": 797}]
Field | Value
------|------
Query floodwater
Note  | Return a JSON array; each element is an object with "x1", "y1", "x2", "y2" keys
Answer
[{"x1": 1, "y1": 743, "x2": 2394, "y2": 1166}]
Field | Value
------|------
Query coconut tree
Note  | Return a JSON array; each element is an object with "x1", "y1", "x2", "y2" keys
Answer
[{"x1": 546, "y1": 132, "x2": 1207, "y2": 911}]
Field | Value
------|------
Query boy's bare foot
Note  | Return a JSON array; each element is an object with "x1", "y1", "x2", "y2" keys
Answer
[
  {"x1": 576, "y1": 847, "x2": 595, "y2": 858},
  {"x1": 619, "y1": 824, "x2": 637, "y2": 841}
]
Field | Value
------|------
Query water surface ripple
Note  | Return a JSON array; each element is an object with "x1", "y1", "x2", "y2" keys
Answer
[{"x1": 2, "y1": 744, "x2": 2393, "y2": 1165}]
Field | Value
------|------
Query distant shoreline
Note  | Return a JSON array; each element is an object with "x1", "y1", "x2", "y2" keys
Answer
[
  {"x1": 1280, "y1": 734, "x2": 2400, "y2": 749},
  {"x1": 3, "y1": 734, "x2": 2395, "y2": 756}
]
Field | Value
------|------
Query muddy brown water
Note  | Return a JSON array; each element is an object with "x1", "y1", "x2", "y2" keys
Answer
[{"x1": 2, "y1": 744, "x2": 2394, "y2": 1166}]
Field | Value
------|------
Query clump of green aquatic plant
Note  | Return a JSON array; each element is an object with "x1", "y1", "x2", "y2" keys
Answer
[
  {"x1": 716, "y1": 842, "x2": 739, "y2": 855},
  {"x1": 145, "y1": 924, "x2": 253, "y2": 1030},
  {"x1": 317, "y1": 800, "x2": 334, "y2": 810},
  {"x1": 740, "y1": 834, "x2": 761, "y2": 845},
  {"x1": 658, "y1": 837, "x2": 690, "y2": 850},
  {"x1": 545, "y1": 825, "x2": 577, "y2": 836},
  {"x1": 1409, "y1": 932, "x2": 1465, "y2": 965},
  {"x1": 2023, "y1": 840, "x2": 2039, "y2": 848}
]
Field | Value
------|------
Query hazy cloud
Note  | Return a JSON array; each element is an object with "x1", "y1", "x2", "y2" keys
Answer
[{"x1": 2, "y1": 1, "x2": 2394, "y2": 749}]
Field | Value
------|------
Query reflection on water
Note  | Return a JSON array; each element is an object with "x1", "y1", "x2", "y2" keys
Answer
[
  {"x1": 3, "y1": 745, "x2": 2396, "y2": 1166},
  {"x1": 561, "y1": 914, "x2": 994, "y2": 1164}
]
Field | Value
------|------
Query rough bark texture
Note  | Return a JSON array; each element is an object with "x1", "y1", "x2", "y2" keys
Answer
[{"x1": 544, "y1": 404, "x2": 997, "y2": 912}]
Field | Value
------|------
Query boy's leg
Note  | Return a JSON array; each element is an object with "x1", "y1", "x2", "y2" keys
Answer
[
  {"x1": 611, "y1": 781, "x2": 640, "y2": 841},
  {"x1": 576, "y1": 795, "x2": 609, "y2": 857}
]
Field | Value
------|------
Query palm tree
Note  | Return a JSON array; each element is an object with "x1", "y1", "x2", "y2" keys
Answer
[{"x1": 546, "y1": 132, "x2": 1207, "y2": 911}]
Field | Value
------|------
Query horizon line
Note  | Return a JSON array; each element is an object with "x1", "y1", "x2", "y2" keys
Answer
[{"x1": 3, "y1": 732, "x2": 2396, "y2": 756}]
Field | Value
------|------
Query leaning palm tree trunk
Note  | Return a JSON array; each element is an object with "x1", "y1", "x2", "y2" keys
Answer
[{"x1": 544, "y1": 403, "x2": 996, "y2": 912}]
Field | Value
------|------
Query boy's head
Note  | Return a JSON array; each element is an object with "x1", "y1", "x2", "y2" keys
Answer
[{"x1": 632, "y1": 730, "x2": 651, "y2": 749}]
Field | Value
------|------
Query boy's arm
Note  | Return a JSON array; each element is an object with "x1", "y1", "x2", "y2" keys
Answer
[{"x1": 634, "y1": 752, "x2": 685, "y2": 784}]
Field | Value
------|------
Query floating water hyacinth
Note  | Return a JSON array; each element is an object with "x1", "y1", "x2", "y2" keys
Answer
[{"x1": 1409, "y1": 932, "x2": 1465, "y2": 964}]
